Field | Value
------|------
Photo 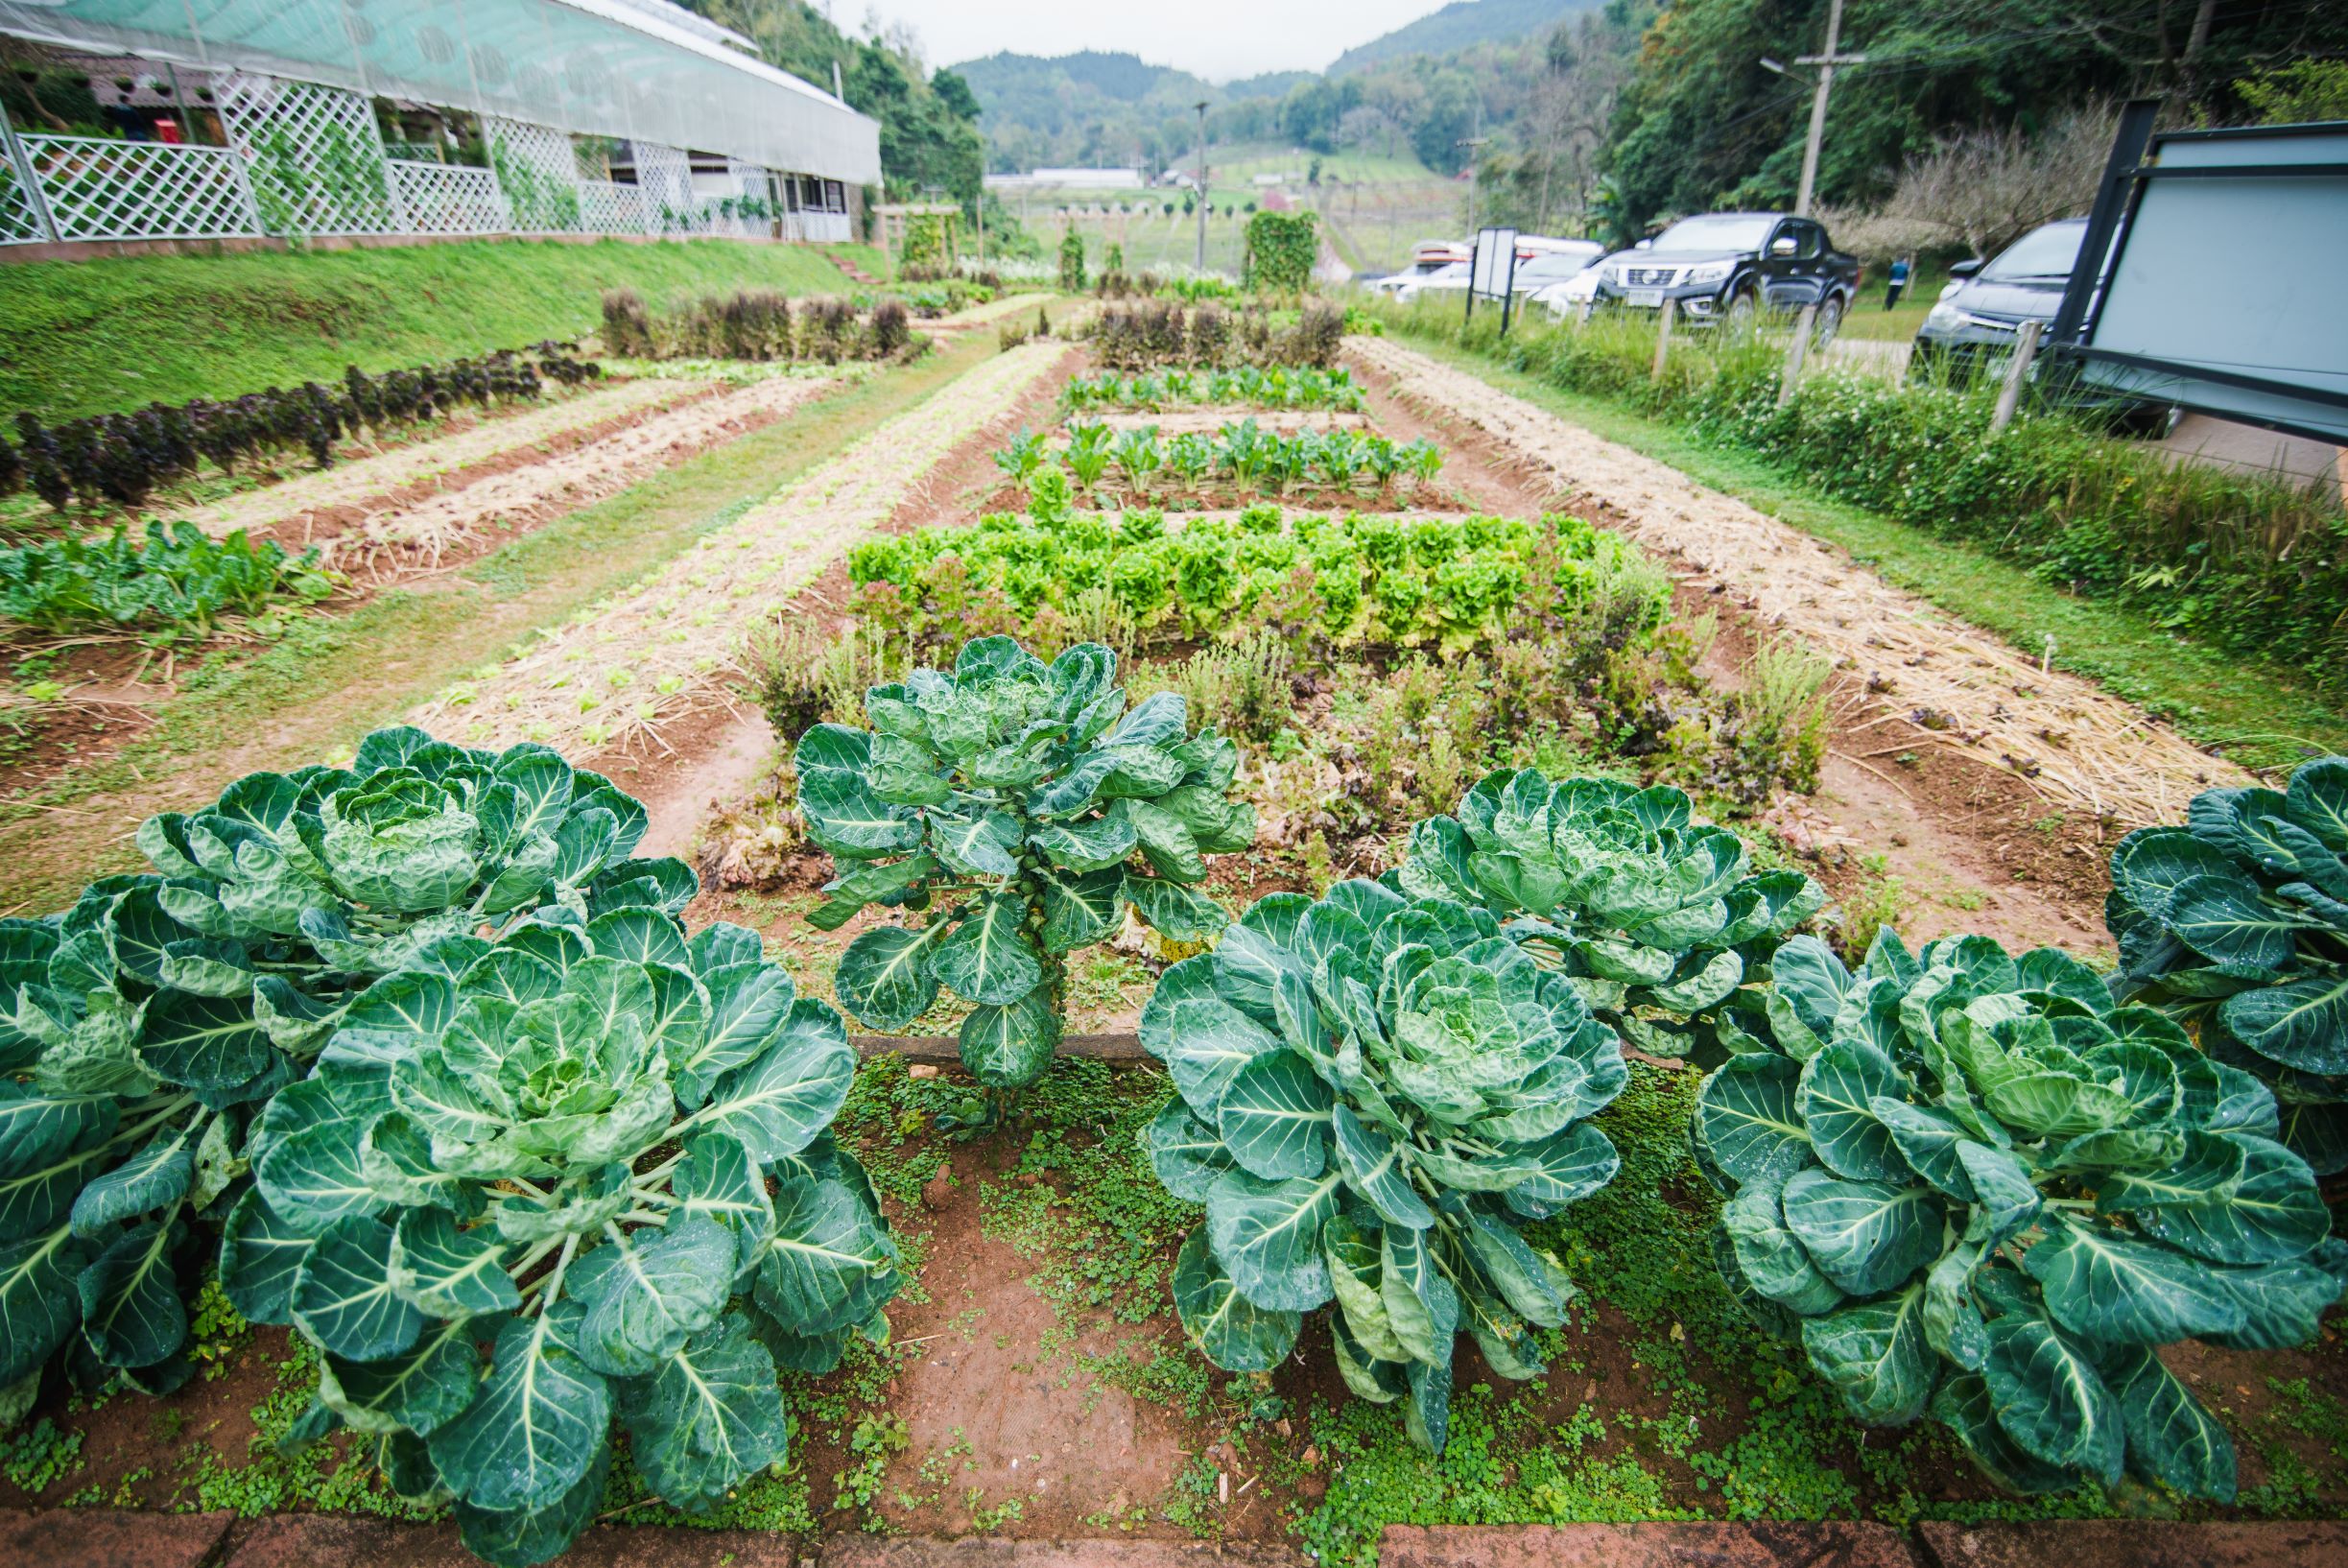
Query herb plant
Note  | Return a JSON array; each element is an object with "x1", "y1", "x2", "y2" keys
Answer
[
  {"x1": 1141, "y1": 881, "x2": 1626, "y2": 1452},
  {"x1": 0, "y1": 521, "x2": 332, "y2": 638},
  {"x1": 795, "y1": 636, "x2": 1251, "y2": 1096},
  {"x1": 0, "y1": 727, "x2": 685, "y2": 1404},
  {"x1": 1397, "y1": 771, "x2": 1825, "y2": 1061},
  {"x1": 225, "y1": 911, "x2": 897, "y2": 1565},
  {"x1": 2104, "y1": 757, "x2": 2348, "y2": 1172},
  {"x1": 1694, "y1": 929, "x2": 2345, "y2": 1501}
]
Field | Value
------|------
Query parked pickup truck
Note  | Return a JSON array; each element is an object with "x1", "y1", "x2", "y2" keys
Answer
[{"x1": 1589, "y1": 211, "x2": 1862, "y2": 341}]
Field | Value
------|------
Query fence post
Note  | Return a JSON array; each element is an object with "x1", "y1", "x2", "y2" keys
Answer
[
  {"x1": 1777, "y1": 304, "x2": 1817, "y2": 409},
  {"x1": 1990, "y1": 319, "x2": 2044, "y2": 435},
  {"x1": 1651, "y1": 300, "x2": 1676, "y2": 382},
  {"x1": 0, "y1": 96, "x2": 62, "y2": 244}
]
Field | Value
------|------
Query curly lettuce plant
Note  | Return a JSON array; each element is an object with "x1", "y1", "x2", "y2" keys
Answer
[
  {"x1": 1696, "y1": 929, "x2": 2345, "y2": 1501},
  {"x1": 2104, "y1": 758, "x2": 2347, "y2": 1173},
  {"x1": 1141, "y1": 882, "x2": 1627, "y2": 1452},
  {"x1": 1397, "y1": 771, "x2": 1824, "y2": 1062},
  {"x1": 796, "y1": 636, "x2": 1251, "y2": 1094},
  {"x1": 0, "y1": 726, "x2": 682, "y2": 1403},
  {"x1": 223, "y1": 908, "x2": 899, "y2": 1566}
]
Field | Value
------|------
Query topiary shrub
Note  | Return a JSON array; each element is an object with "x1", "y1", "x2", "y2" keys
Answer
[
  {"x1": 1141, "y1": 878, "x2": 1627, "y2": 1452},
  {"x1": 1694, "y1": 927, "x2": 2345, "y2": 1501},
  {"x1": 2104, "y1": 756, "x2": 2348, "y2": 1173},
  {"x1": 226, "y1": 907, "x2": 899, "y2": 1564},
  {"x1": 0, "y1": 728, "x2": 685, "y2": 1403},
  {"x1": 794, "y1": 636, "x2": 1251, "y2": 1104}
]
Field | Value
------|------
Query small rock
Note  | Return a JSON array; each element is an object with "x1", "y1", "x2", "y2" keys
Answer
[
  {"x1": 1015, "y1": 1170, "x2": 1042, "y2": 1186},
  {"x1": 908, "y1": 1063, "x2": 940, "y2": 1080},
  {"x1": 920, "y1": 1164, "x2": 955, "y2": 1210},
  {"x1": 1300, "y1": 1445, "x2": 1319, "y2": 1469}
]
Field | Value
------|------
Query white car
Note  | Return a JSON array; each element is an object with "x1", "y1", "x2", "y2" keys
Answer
[
  {"x1": 1530, "y1": 250, "x2": 1631, "y2": 321},
  {"x1": 1506, "y1": 245, "x2": 1604, "y2": 297},
  {"x1": 1389, "y1": 260, "x2": 1472, "y2": 302}
]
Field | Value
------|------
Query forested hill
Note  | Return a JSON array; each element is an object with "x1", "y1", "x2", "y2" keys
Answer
[{"x1": 1329, "y1": 0, "x2": 1594, "y2": 74}]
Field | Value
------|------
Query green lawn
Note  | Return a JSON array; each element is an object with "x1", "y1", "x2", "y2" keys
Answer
[
  {"x1": 0, "y1": 237, "x2": 886, "y2": 419},
  {"x1": 1401, "y1": 335, "x2": 2348, "y2": 769}
]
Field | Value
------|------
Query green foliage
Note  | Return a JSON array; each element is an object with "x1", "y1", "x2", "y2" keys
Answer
[
  {"x1": 0, "y1": 522, "x2": 330, "y2": 638},
  {"x1": 1242, "y1": 210, "x2": 1319, "y2": 294},
  {"x1": 1694, "y1": 926, "x2": 2347, "y2": 1502},
  {"x1": 2106, "y1": 757, "x2": 2348, "y2": 1174},
  {"x1": 2237, "y1": 60, "x2": 2348, "y2": 124},
  {"x1": 1398, "y1": 769, "x2": 1826, "y2": 1063},
  {"x1": 224, "y1": 904, "x2": 899, "y2": 1565},
  {"x1": 1016, "y1": 419, "x2": 1443, "y2": 502},
  {"x1": 1142, "y1": 875, "x2": 1628, "y2": 1452},
  {"x1": 848, "y1": 489, "x2": 1667, "y2": 664},
  {"x1": 1059, "y1": 366, "x2": 1366, "y2": 415},
  {"x1": 0, "y1": 727, "x2": 686, "y2": 1406},
  {"x1": 1058, "y1": 228, "x2": 1088, "y2": 293},
  {"x1": 793, "y1": 636, "x2": 1250, "y2": 1090}
]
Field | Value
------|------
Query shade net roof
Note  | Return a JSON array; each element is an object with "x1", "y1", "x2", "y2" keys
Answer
[{"x1": 0, "y1": 0, "x2": 881, "y2": 181}]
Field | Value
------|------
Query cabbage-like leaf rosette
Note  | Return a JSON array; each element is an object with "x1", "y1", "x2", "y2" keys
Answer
[
  {"x1": 219, "y1": 907, "x2": 900, "y2": 1567},
  {"x1": 795, "y1": 635, "x2": 1251, "y2": 1090},
  {"x1": 2105, "y1": 757, "x2": 2348, "y2": 1174},
  {"x1": 1696, "y1": 929, "x2": 2346, "y2": 1502},
  {"x1": 0, "y1": 727, "x2": 682, "y2": 1404},
  {"x1": 1141, "y1": 881, "x2": 1627, "y2": 1452},
  {"x1": 1398, "y1": 770, "x2": 1824, "y2": 1065}
]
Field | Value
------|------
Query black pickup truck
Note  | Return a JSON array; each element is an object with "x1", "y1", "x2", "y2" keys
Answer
[{"x1": 1589, "y1": 211, "x2": 1862, "y2": 341}]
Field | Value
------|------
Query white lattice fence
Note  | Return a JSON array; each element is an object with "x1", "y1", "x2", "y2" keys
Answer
[
  {"x1": 633, "y1": 141, "x2": 696, "y2": 233},
  {"x1": 215, "y1": 73, "x2": 395, "y2": 236},
  {"x1": 388, "y1": 159, "x2": 509, "y2": 235},
  {"x1": 1, "y1": 155, "x2": 43, "y2": 244},
  {"x1": 21, "y1": 136, "x2": 260, "y2": 242},
  {"x1": 484, "y1": 115, "x2": 582, "y2": 232},
  {"x1": 577, "y1": 178, "x2": 648, "y2": 236}
]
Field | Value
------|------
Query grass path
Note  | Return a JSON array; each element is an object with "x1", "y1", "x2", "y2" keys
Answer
[
  {"x1": 0, "y1": 331, "x2": 1000, "y2": 912},
  {"x1": 1374, "y1": 331, "x2": 2348, "y2": 773}
]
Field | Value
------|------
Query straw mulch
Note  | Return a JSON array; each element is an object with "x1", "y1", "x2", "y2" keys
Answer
[
  {"x1": 414, "y1": 340, "x2": 1075, "y2": 757},
  {"x1": 1352, "y1": 336, "x2": 2257, "y2": 826}
]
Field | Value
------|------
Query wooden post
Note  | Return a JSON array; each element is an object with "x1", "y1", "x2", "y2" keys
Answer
[
  {"x1": 1990, "y1": 319, "x2": 2044, "y2": 435},
  {"x1": 1651, "y1": 300, "x2": 1676, "y2": 382},
  {"x1": 1778, "y1": 304, "x2": 1817, "y2": 408}
]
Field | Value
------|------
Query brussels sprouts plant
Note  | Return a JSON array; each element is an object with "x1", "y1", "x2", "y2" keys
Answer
[
  {"x1": 1141, "y1": 882, "x2": 1627, "y2": 1453},
  {"x1": 0, "y1": 727, "x2": 684, "y2": 1405},
  {"x1": 1397, "y1": 771, "x2": 1824, "y2": 1062},
  {"x1": 2104, "y1": 757, "x2": 2348, "y2": 1173},
  {"x1": 1695, "y1": 929, "x2": 2345, "y2": 1502},
  {"x1": 223, "y1": 908, "x2": 900, "y2": 1566},
  {"x1": 796, "y1": 636, "x2": 1251, "y2": 1100}
]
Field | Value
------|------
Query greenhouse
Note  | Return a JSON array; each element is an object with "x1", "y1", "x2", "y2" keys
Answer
[{"x1": 0, "y1": 0, "x2": 878, "y2": 247}]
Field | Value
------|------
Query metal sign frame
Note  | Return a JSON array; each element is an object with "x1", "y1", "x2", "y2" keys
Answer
[{"x1": 1466, "y1": 226, "x2": 1520, "y2": 330}]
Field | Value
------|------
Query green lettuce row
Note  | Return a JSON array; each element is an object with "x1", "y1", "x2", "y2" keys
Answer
[
  {"x1": 220, "y1": 906, "x2": 900, "y2": 1566},
  {"x1": 0, "y1": 726, "x2": 685, "y2": 1408},
  {"x1": 796, "y1": 636, "x2": 1250, "y2": 1091},
  {"x1": 1398, "y1": 769, "x2": 1825, "y2": 1064},
  {"x1": 846, "y1": 490, "x2": 1665, "y2": 660},
  {"x1": 2105, "y1": 756, "x2": 2348, "y2": 1173},
  {"x1": 1142, "y1": 881, "x2": 1628, "y2": 1453},
  {"x1": 1695, "y1": 928, "x2": 2347, "y2": 1502}
]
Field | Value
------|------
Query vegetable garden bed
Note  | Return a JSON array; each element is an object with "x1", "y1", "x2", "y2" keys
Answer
[{"x1": 0, "y1": 311, "x2": 2342, "y2": 1568}]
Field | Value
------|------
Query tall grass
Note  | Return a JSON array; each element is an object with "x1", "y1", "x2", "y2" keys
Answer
[{"x1": 1369, "y1": 297, "x2": 2348, "y2": 697}]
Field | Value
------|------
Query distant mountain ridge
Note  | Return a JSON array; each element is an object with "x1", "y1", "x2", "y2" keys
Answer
[{"x1": 1331, "y1": 0, "x2": 1591, "y2": 73}]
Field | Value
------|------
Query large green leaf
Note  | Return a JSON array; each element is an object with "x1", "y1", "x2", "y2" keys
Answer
[
  {"x1": 2167, "y1": 876, "x2": 2312, "y2": 974},
  {"x1": 1140, "y1": 956, "x2": 1280, "y2": 1117},
  {"x1": 958, "y1": 987, "x2": 1059, "y2": 1089},
  {"x1": 1798, "y1": 1040, "x2": 1911, "y2": 1182},
  {"x1": 1379, "y1": 1223, "x2": 1459, "y2": 1366},
  {"x1": 292, "y1": 1215, "x2": 428, "y2": 1362},
  {"x1": 1932, "y1": 1372, "x2": 2081, "y2": 1495},
  {"x1": 1142, "y1": 1102, "x2": 1231, "y2": 1203},
  {"x1": 1983, "y1": 1312, "x2": 2123, "y2": 1484},
  {"x1": 571, "y1": 1217, "x2": 733, "y2": 1373},
  {"x1": 796, "y1": 770, "x2": 920, "y2": 859},
  {"x1": 1124, "y1": 874, "x2": 1227, "y2": 940},
  {"x1": 68, "y1": 1128, "x2": 194, "y2": 1238},
  {"x1": 753, "y1": 1176, "x2": 899, "y2": 1337},
  {"x1": 77, "y1": 1218, "x2": 186, "y2": 1369},
  {"x1": 2098, "y1": 1342, "x2": 2236, "y2": 1502},
  {"x1": 671, "y1": 1132, "x2": 773, "y2": 1276},
  {"x1": 1204, "y1": 1166, "x2": 1342, "y2": 1312},
  {"x1": 0, "y1": 1226, "x2": 88, "y2": 1383},
  {"x1": 670, "y1": 964, "x2": 794, "y2": 1111},
  {"x1": 219, "y1": 1190, "x2": 314, "y2": 1327},
  {"x1": 1780, "y1": 1169, "x2": 1944, "y2": 1295},
  {"x1": 320, "y1": 1315, "x2": 482, "y2": 1438},
  {"x1": 2133, "y1": 1133, "x2": 2329, "y2": 1265},
  {"x1": 1798, "y1": 1286, "x2": 1933, "y2": 1425},
  {"x1": 1217, "y1": 1052, "x2": 1333, "y2": 1181},
  {"x1": 2022, "y1": 1214, "x2": 2247, "y2": 1345},
  {"x1": 1722, "y1": 1180, "x2": 1843, "y2": 1315},
  {"x1": 138, "y1": 991, "x2": 277, "y2": 1091},
  {"x1": 1331, "y1": 1105, "x2": 1434, "y2": 1230},
  {"x1": 1030, "y1": 809, "x2": 1137, "y2": 873},
  {"x1": 451, "y1": 1428, "x2": 611, "y2": 1568},
  {"x1": 1036, "y1": 865, "x2": 1124, "y2": 954},
  {"x1": 389, "y1": 1209, "x2": 519, "y2": 1319},
  {"x1": 1172, "y1": 1225, "x2": 1299, "y2": 1372},
  {"x1": 930, "y1": 895, "x2": 1043, "y2": 1007},
  {"x1": 428, "y1": 1314, "x2": 611, "y2": 1512},
  {"x1": 617, "y1": 1313, "x2": 790, "y2": 1511},
  {"x1": 695, "y1": 1015, "x2": 856, "y2": 1165},
  {"x1": 1695, "y1": 1056, "x2": 1811, "y2": 1188},
  {"x1": 2220, "y1": 974, "x2": 2348, "y2": 1075}
]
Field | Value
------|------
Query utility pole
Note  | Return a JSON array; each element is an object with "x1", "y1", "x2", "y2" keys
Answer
[
  {"x1": 1193, "y1": 101, "x2": 1208, "y2": 272},
  {"x1": 1766, "y1": 0, "x2": 1866, "y2": 219},
  {"x1": 1458, "y1": 136, "x2": 1489, "y2": 234}
]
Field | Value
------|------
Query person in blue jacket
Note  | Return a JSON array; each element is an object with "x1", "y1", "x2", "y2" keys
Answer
[{"x1": 1885, "y1": 254, "x2": 1912, "y2": 310}]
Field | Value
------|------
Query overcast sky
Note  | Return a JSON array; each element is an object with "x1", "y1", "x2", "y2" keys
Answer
[{"x1": 832, "y1": 0, "x2": 1455, "y2": 82}]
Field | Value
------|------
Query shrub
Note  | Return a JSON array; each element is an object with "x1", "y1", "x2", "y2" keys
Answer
[
  {"x1": 1397, "y1": 770, "x2": 1825, "y2": 1062},
  {"x1": 599, "y1": 289, "x2": 657, "y2": 358},
  {"x1": 1057, "y1": 226, "x2": 1087, "y2": 293},
  {"x1": 1693, "y1": 928, "x2": 2345, "y2": 1501},
  {"x1": 2105, "y1": 756, "x2": 2348, "y2": 1173},
  {"x1": 793, "y1": 636, "x2": 1251, "y2": 1096},
  {"x1": 1142, "y1": 877, "x2": 1626, "y2": 1452},
  {"x1": 229, "y1": 910, "x2": 898, "y2": 1565},
  {"x1": 869, "y1": 298, "x2": 912, "y2": 358},
  {"x1": 0, "y1": 520, "x2": 332, "y2": 638},
  {"x1": 0, "y1": 727, "x2": 688, "y2": 1403}
]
